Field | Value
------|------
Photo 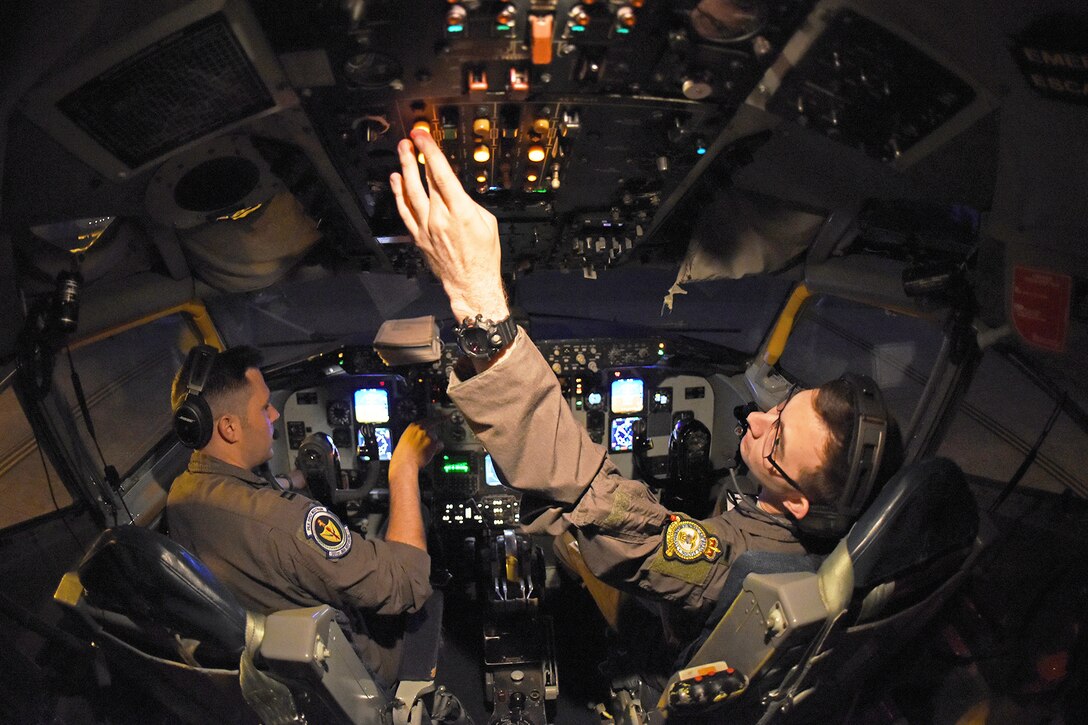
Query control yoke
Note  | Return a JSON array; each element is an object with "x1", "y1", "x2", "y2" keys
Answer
[{"x1": 296, "y1": 432, "x2": 375, "y2": 508}]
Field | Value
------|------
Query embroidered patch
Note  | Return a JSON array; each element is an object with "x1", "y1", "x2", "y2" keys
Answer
[
  {"x1": 663, "y1": 516, "x2": 722, "y2": 563},
  {"x1": 304, "y1": 506, "x2": 352, "y2": 560}
]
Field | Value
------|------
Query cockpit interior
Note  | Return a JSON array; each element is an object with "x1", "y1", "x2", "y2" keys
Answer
[{"x1": 1, "y1": 1, "x2": 1087, "y2": 723}]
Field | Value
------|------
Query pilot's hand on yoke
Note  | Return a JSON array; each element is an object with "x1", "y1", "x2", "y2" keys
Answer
[
  {"x1": 390, "y1": 130, "x2": 510, "y2": 325},
  {"x1": 390, "y1": 419, "x2": 444, "y2": 479}
]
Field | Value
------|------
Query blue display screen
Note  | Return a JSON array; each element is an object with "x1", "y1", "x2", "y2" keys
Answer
[
  {"x1": 610, "y1": 416, "x2": 641, "y2": 452},
  {"x1": 354, "y1": 388, "x2": 389, "y2": 424},
  {"x1": 358, "y1": 426, "x2": 392, "y2": 461},
  {"x1": 610, "y1": 378, "x2": 644, "y2": 414},
  {"x1": 484, "y1": 454, "x2": 502, "y2": 486}
]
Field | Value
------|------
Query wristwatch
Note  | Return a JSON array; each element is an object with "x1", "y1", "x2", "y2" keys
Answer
[{"x1": 454, "y1": 314, "x2": 517, "y2": 360}]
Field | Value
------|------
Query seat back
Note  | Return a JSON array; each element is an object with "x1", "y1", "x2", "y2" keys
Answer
[
  {"x1": 75, "y1": 524, "x2": 248, "y2": 666},
  {"x1": 56, "y1": 525, "x2": 435, "y2": 725},
  {"x1": 656, "y1": 458, "x2": 984, "y2": 723}
]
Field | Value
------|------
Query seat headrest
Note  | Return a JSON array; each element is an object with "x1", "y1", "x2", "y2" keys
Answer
[
  {"x1": 845, "y1": 457, "x2": 978, "y2": 589},
  {"x1": 78, "y1": 526, "x2": 248, "y2": 663}
]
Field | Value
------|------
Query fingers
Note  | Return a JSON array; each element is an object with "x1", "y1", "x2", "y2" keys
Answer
[
  {"x1": 389, "y1": 172, "x2": 421, "y2": 240},
  {"x1": 410, "y1": 129, "x2": 466, "y2": 208},
  {"x1": 395, "y1": 138, "x2": 431, "y2": 227}
]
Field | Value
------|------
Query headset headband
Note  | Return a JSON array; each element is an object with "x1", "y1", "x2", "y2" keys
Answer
[
  {"x1": 184, "y1": 345, "x2": 218, "y2": 396},
  {"x1": 797, "y1": 372, "x2": 888, "y2": 538},
  {"x1": 173, "y1": 344, "x2": 220, "y2": 449}
]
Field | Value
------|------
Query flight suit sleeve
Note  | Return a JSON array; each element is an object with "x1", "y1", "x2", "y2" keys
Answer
[
  {"x1": 448, "y1": 329, "x2": 744, "y2": 612},
  {"x1": 448, "y1": 328, "x2": 608, "y2": 505},
  {"x1": 566, "y1": 468, "x2": 748, "y2": 612},
  {"x1": 279, "y1": 504, "x2": 433, "y2": 616}
]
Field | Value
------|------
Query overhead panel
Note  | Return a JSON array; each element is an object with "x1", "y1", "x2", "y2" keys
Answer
[
  {"x1": 252, "y1": 0, "x2": 819, "y2": 275},
  {"x1": 750, "y1": 0, "x2": 994, "y2": 168}
]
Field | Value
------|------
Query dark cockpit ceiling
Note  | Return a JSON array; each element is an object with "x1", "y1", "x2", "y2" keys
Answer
[{"x1": 0, "y1": 0, "x2": 1085, "y2": 394}]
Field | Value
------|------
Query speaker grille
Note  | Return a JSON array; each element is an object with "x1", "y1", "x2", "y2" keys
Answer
[{"x1": 56, "y1": 13, "x2": 274, "y2": 169}]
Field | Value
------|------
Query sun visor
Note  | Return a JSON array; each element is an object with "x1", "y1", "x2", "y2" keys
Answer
[{"x1": 667, "y1": 189, "x2": 823, "y2": 309}]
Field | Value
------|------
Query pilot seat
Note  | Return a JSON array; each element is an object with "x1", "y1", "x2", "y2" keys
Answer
[
  {"x1": 53, "y1": 524, "x2": 447, "y2": 725},
  {"x1": 607, "y1": 457, "x2": 988, "y2": 723}
]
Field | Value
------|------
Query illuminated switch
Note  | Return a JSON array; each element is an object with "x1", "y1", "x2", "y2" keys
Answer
[
  {"x1": 614, "y1": 6, "x2": 636, "y2": 34},
  {"x1": 472, "y1": 117, "x2": 492, "y2": 136},
  {"x1": 473, "y1": 144, "x2": 491, "y2": 163},
  {"x1": 412, "y1": 119, "x2": 432, "y2": 134},
  {"x1": 567, "y1": 5, "x2": 589, "y2": 33},
  {"x1": 446, "y1": 5, "x2": 466, "y2": 32},
  {"x1": 527, "y1": 145, "x2": 546, "y2": 163},
  {"x1": 530, "y1": 14, "x2": 554, "y2": 65},
  {"x1": 468, "y1": 68, "x2": 488, "y2": 91},
  {"x1": 531, "y1": 117, "x2": 550, "y2": 135},
  {"x1": 509, "y1": 66, "x2": 530, "y2": 92},
  {"x1": 496, "y1": 3, "x2": 517, "y2": 31}
]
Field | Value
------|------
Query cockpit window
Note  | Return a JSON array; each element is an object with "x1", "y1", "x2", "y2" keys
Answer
[
  {"x1": 54, "y1": 315, "x2": 193, "y2": 482},
  {"x1": 776, "y1": 295, "x2": 945, "y2": 430},
  {"x1": 938, "y1": 350, "x2": 1087, "y2": 500},
  {"x1": 0, "y1": 383, "x2": 70, "y2": 530}
]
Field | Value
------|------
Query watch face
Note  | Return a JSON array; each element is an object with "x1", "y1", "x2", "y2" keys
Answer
[{"x1": 458, "y1": 326, "x2": 492, "y2": 357}]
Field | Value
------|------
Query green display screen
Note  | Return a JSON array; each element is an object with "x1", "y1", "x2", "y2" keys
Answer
[{"x1": 441, "y1": 454, "x2": 473, "y2": 475}]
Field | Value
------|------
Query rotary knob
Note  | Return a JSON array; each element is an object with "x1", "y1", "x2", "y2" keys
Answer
[{"x1": 681, "y1": 74, "x2": 713, "y2": 100}]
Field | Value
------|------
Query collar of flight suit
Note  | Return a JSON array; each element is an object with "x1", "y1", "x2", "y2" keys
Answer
[{"x1": 187, "y1": 450, "x2": 269, "y2": 488}]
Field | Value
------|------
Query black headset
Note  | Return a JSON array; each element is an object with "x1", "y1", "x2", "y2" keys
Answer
[
  {"x1": 173, "y1": 344, "x2": 219, "y2": 449},
  {"x1": 797, "y1": 372, "x2": 889, "y2": 538}
]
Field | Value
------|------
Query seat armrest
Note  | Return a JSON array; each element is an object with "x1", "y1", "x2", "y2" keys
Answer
[
  {"x1": 690, "y1": 571, "x2": 829, "y2": 674},
  {"x1": 261, "y1": 606, "x2": 387, "y2": 723}
]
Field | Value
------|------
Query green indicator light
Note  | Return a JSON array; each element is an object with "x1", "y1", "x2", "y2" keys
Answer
[
  {"x1": 571, "y1": 25, "x2": 585, "y2": 32},
  {"x1": 616, "y1": 27, "x2": 630, "y2": 34},
  {"x1": 658, "y1": 349, "x2": 664, "y2": 355},
  {"x1": 447, "y1": 24, "x2": 464, "y2": 33},
  {"x1": 531, "y1": 188, "x2": 548, "y2": 193},
  {"x1": 496, "y1": 24, "x2": 510, "y2": 31},
  {"x1": 443, "y1": 461, "x2": 472, "y2": 474}
]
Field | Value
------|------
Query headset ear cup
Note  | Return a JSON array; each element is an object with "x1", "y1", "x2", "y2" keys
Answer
[{"x1": 174, "y1": 394, "x2": 214, "y2": 449}]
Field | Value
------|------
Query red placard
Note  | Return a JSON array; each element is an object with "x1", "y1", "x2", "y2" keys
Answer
[{"x1": 1011, "y1": 266, "x2": 1072, "y2": 352}]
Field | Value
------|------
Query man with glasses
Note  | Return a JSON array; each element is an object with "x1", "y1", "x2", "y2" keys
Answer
[{"x1": 389, "y1": 130, "x2": 903, "y2": 664}]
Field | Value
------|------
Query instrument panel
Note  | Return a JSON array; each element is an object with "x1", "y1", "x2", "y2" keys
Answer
[{"x1": 275, "y1": 336, "x2": 749, "y2": 531}]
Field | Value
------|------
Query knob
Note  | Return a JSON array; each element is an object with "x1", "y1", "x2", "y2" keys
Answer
[
  {"x1": 473, "y1": 117, "x2": 492, "y2": 136},
  {"x1": 681, "y1": 75, "x2": 713, "y2": 100}
]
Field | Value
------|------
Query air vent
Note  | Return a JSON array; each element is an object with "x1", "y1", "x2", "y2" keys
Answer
[{"x1": 22, "y1": 0, "x2": 296, "y2": 178}]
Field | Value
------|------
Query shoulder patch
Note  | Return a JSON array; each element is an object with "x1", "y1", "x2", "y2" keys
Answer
[
  {"x1": 304, "y1": 506, "x2": 352, "y2": 560},
  {"x1": 663, "y1": 516, "x2": 723, "y2": 563}
]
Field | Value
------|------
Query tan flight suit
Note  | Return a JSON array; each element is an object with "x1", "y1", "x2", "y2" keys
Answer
[
  {"x1": 167, "y1": 451, "x2": 432, "y2": 684},
  {"x1": 448, "y1": 329, "x2": 803, "y2": 641}
]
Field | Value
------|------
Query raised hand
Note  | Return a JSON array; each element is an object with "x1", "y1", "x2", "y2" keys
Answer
[{"x1": 390, "y1": 129, "x2": 510, "y2": 324}]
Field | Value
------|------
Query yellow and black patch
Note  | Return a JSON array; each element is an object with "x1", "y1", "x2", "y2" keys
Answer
[
  {"x1": 663, "y1": 516, "x2": 723, "y2": 563},
  {"x1": 304, "y1": 506, "x2": 352, "y2": 560},
  {"x1": 649, "y1": 516, "x2": 728, "y2": 586}
]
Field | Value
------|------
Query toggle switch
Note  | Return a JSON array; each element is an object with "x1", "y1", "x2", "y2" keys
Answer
[{"x1": 530, "y1": 14, "x2": 554, "y2": 65}]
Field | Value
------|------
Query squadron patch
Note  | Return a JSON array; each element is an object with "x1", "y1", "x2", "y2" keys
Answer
[
  {"x1": 663, "y1": 516, "x2": 722, "y2": 563},
  {"x1": 304, "y1": 506, "x2": 352, "y2": 560}
]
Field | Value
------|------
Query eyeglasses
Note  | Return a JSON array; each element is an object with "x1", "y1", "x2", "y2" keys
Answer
[{"x1": 764, "y1": 385, "x2": 806, "y2": 495}]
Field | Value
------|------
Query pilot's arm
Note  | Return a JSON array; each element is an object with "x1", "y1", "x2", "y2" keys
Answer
[{"x1": 390, "y1": 131, "x2": 800, "y2": 613}]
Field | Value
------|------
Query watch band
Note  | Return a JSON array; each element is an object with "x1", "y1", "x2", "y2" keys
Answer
[{"x1": 455, "y1": 314, "x2": 517, "y2": 360}]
